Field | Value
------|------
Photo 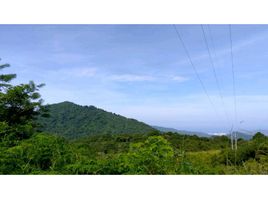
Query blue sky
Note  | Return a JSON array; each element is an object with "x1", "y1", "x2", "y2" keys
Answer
[{"x1": 1, "y1": 24, "x2": 268, "y2": 133}]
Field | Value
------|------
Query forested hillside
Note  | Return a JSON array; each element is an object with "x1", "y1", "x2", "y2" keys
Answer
[{"x1": 37, "y1": 101, "x2": 155, "y2": 139}]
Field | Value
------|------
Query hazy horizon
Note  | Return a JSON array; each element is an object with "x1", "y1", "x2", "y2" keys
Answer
[{"x1": 1, "y1": 25, "x2": 268, "y2": 132}]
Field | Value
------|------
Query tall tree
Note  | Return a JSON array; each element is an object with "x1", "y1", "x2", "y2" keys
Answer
[
  {"x1": 0, "y1": 59, "x2": 46, "y2": 146},
  {"x1": 0, "y1": 59, "x2": 16, "y2": 90}
]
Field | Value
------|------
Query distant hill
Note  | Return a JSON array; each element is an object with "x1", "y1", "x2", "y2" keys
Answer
[
  {"x1": 152, "y1": 126, "x2": 210, "y2": 137},
  {"x1": 38, "y1": 101, "x2": 156, "y2": 139},
  {"x1": 152, "y1": 125, "x2": 259, "y2": 140},
  {"x1": 233, "y1": 130, "x2": 268, "y2": 140},
  {"x1": 152, "y1": 126, "x2": 179, "y2": 133},
  {"x1": 227, "y1": 131, "x2": 254, "y2": 140}
]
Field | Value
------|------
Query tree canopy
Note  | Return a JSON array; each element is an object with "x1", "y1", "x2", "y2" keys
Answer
[{"x1": 0, "y1": 59, "x2": 46, "y2": 146}]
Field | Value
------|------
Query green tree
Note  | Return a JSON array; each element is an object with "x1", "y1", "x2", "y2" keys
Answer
[
  {"x1": 252, "y1": 132, "x2": 267, "y2": 141},
  {"x1": 252, "y1": 132, "x2": 268, "y2": 162},
  {"x1": 0, "y1": 59, "x2": 16, "y2": 90},
  {"x1": 0, "y1": 59, "x2": 46, "y2": 146}
]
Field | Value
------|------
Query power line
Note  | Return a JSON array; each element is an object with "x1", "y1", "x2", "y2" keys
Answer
[
  {"x1": 207, "y1": 25, "x2": 218, "y2": 61},
  {"x1": 207, "y1": 25, "x2": 233, "y2": 129},
  {"x1": 229, "y1": 24, "x2": 238, "y2": 150},
  {"x1": 173, "y1": 25, "x2": 219, "y2": 117},
  {"x1": 201, "y1": 25, "x2": 232, "y2": 129}
]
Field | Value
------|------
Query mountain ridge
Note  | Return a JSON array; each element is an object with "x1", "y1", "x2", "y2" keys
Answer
[
  {"x1": 152, "y1": 126, "x2": 258, "y2": 140},
  {"x1": 38, "y1": 101, "x2": 156, "y2": 139},
  {"x1": 152, "y1": 126, "x2": 211, "y2": 137}
]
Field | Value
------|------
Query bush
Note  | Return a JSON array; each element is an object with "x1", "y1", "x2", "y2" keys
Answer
[
  {"x1": 0, "y1": 133, "x2": 73, "y2": 174},
  {"x1": 125, "y1": 136, "x2": 176, "y2": 174}
]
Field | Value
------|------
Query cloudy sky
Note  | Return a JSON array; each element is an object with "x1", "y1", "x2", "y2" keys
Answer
[{"x1": 1, "y1": 24, "x2": 268, "y2": 133}]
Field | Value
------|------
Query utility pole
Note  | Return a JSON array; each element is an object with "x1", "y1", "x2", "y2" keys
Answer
[
  {"x1": 234, "y1": 131, "x2": 237, "y2": 150},
  {"x1": 230, "y1": 125, "x2": 234, "y2": 150}
]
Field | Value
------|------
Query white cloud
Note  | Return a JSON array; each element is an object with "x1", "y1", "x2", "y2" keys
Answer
[
  {"x1": 210, "y1": 132, "x2": 228, "y2": 136},
  {"x1": 107, "y1": 74, "x2": 189, "y2": 82},
  {"x1": 172, "y1": 76, "x2": 189, "y2": 82},
  {"x1": 51, "y1": 53, "x2": 89, "y2": 63},
  {"x1": 109, "y1": 74, "x2": 155, "y2": 82},
  {"x1": 58, "y1": 67, "x2": 97, "y2": 78},
  {"x1": 73, "y1": 67, "x2": 97, "y2": 77}
]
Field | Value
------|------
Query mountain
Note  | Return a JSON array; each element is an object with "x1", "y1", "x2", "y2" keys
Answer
[
  {"x1": 38, "y1": 101, "x2": 156, "y2": 139},
  {"x1": 235, "y1": 132, "x2": 254, "y2": 140},
  {"x1": 226, "y1": 131, "x2": 254, "y2": 140},
  {"x1": 229, "y1": 130, "x2": 268, "y2": 140},
  {"x1": 152, "y1": 126, "x2": 210, "y2": 137},
  {"x1": 152, "y1": 126, "x2": 258, "y2": 140},
  {"x1": 152, "y1": 126, "x2": 180, "y2": 133}
]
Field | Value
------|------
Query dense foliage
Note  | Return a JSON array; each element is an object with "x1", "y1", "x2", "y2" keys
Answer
[
  {"x1": 0, "y1": 60, "x2": 46, "y2": 147},
  {"x1": 1, "y1": 130, "x2": 268, "y2": 174},
  {"x1": 37, "y1": 101, "x2": 155, "y2": 139}
]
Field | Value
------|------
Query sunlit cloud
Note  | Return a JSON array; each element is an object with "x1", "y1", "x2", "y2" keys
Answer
[
  {"x1": 54, "y1": 67, "x2": 98, "y2": 78},
  {"x1": 171, "y1": 75, "x2": 189, "y2": 82},
  {"x1": 109, "y1": 74, "x2": 155, "y2": 82}
]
